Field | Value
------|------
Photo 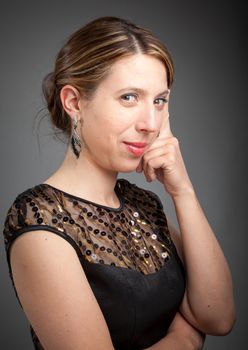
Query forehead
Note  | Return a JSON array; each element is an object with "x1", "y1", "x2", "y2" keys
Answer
[{"x1": 99, "y1": 54, "x2": 168, "y2": 93}]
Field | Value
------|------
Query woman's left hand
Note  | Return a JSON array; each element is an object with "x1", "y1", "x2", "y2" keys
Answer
[{"x1": 136, "y1": 114, "x2": 194, "y2": 197}]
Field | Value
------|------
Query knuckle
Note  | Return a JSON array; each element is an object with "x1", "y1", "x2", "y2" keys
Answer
[
  {"x1": 167, "y1": 143, "x2": 176, "y2": 151},
  {"x1": 172, "y1": 137, "x2": 179, "y2": 146},
  {"x1": 167, "y1": 154, "x2": 175, "y2": 163}
]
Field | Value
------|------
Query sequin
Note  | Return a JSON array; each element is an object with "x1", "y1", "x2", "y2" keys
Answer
[
  {"x1": 4, "y1": 178, "x2": 172, "y2": 281},
  {"x1": 162, "y1": 252, "x2": 169, "y2": 259}
]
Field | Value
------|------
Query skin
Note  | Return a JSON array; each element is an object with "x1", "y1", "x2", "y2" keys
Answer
[
  {"x1": 49, "y1": 54, "x2": 235, "y2": 335},
  {"x1": 44, "y1": 53, "x2": 236, "y2": 347}
]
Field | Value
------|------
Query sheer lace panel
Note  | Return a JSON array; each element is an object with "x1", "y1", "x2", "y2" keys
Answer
[{"x1": 3, "y1": 178, "x2": 172, "y2": 275}]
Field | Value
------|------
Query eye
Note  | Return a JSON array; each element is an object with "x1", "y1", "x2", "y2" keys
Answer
[
  {"x1": 154, "y1": 97, "x2": 168, "y2": 105},
  {"x1": 120, "y1": 94, "x2": 137, "y2": 102}
]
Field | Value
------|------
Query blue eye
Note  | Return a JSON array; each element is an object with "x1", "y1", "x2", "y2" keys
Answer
[{"x1": 155, "y1": 97, "x2": 168, "y2": 105}]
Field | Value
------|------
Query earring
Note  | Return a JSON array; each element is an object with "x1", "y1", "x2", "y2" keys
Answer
[
  {"x1": 157, "y1": 131, "x2": 160, "y2": 138},
  {"x1": 71, "y1": 115, "x2": 82, "y2": 159}
]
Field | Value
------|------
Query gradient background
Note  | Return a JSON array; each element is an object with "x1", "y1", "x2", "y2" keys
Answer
[{"x1": 0, "y1": 1, "x2": 246, "y2": 349}]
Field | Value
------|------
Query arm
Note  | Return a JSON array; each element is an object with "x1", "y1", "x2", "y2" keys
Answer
[
  {"x1": 10, "y1": 230, "x2": 115, "y2": 350},
  {"x1": 144, "y1": 312, "x2": 205, "y2": 350},
  {"x1": 169, "y1": 190, "x2": 236, "y2": 335},
  {"x1": 137, "y1": 113, "x2": 236, "y2": 335}
]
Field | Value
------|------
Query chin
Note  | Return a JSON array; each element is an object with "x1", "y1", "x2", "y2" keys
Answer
[{"x1": 112, "y1": 159, "x2": 141, "y2": 173}]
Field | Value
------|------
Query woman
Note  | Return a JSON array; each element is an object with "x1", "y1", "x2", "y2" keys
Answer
[{"x1": 3, "y1": 16, "x2": 235, "y2": 349}]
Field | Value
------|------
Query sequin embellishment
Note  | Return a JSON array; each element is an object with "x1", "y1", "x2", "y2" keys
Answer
[{"x1": 3, "y1": 178, "x2": 172, "y2": 276}]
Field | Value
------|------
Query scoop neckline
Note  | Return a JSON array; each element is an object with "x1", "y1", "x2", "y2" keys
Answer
[{"x1": 38, "y1": 179, "x2": 125, "y2": 212}]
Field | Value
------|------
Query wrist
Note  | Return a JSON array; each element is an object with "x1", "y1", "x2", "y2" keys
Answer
[{"x1": 166, "y1": 185, "x2": 196, "y2": 201}]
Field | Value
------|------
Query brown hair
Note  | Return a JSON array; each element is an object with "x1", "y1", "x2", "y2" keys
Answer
[{"x1": 41, "y1": 16, "x2": 174, "y2": 141}]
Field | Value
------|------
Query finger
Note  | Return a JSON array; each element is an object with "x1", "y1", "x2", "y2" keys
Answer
[
  {"x1": 136, "y1": 157, "x2": 143, "y2": 173},
  {"x1": 143, "y1": 153, "x2": 170, "y2": 182},
  {"x1": 160, "y1": 113, "x2": 173, "y2": 138}
]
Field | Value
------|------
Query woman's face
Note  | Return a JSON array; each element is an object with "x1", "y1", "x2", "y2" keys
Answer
[{"x1": 79, "y1": 53, "x2": 170, "y2": 173}]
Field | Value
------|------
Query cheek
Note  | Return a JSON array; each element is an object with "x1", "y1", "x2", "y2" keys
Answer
[
  {"x1": 83, "y1": 102, "x2": 134, "y2": 144},
  {"x1": 82, "y1": 118, "x2": 117, "y2": 151}
]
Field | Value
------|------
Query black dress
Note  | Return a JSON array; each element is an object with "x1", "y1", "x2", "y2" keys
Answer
[{"x1": 3, "y1": 178, "x2": 186, "y2": 350}]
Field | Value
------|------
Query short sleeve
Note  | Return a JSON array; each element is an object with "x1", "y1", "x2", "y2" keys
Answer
[{"x1": 2, "y1": 191, "x2": 83, "y2": 291}]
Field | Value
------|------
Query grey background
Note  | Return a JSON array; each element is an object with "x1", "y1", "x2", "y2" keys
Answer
[{"x1": 0, "y1": 1, "x2": 246, "y2": 349}]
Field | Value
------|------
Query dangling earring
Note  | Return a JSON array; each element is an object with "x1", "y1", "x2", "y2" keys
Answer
[{"x1": 71, "y1": 115, "x2": 82, "y2": 159}]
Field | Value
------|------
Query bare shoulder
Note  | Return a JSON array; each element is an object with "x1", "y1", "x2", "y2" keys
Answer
[{"x1": 10, "y1": 230, "x2": 114, "y2": 350}]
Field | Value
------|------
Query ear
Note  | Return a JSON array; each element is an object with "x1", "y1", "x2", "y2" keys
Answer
[{"x1": 60, "y1": 85, "x2": 82, "y2": 120}]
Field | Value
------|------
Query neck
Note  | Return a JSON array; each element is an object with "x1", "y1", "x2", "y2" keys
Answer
[{"x1": 44, "y1": 147, "x2": 120, "y2": 208}]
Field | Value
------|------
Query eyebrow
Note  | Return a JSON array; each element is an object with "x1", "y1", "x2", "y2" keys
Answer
[{"x1": 116, "y1": 86, "x2": 169, "y2": 97}]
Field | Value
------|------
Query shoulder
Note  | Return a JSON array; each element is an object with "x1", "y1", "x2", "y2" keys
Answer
[
  {"x1": 3, "y1": 184, "x2": 57, "y2": 235},
  {"x1": 2, "y1": 183, "x2": 75, "y2": 256}
]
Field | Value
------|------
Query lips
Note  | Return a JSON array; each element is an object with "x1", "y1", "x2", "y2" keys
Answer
[
  {"x1": 123, "y1": 142, "x2": 148, "y2": 148},
  {"x1": 123, "y1": 141, "x2": 148, "y2": 156}
]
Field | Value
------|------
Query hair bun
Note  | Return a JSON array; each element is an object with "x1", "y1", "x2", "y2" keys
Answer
[{"x1": 42, "y1": 72, "x2": 55, "y2": 103}]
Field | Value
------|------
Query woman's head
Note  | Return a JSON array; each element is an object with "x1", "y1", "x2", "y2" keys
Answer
[{"x1": 42, "y1": 16, "x2": 174, "y2": 141}]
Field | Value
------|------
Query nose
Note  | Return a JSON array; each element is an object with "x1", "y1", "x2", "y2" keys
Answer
[{"x1": 135, "y1": 103, "x2": 159, "y2": 135}]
